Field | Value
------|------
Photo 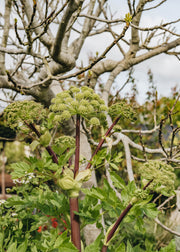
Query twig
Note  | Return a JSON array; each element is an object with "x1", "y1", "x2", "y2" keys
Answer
[
  {"x1": 28, "y1": 0, "x2": 37, "y2": 29},
  {"x1": 139, "y1": 131, "x2": 147, "y2": 161},
  {"x1": 159, "y1": 118, "x2": 168, "y2": 157},
  {"x1": 154, "y1": 217, "x2": 180, "y2": 237},
  {"x1": 79, "y1": 14, "x2": 124, "y2": 24},
  {"x1": 157, "y1": 195, "x2": 175, "y2": 210},
  {"x1": 14, "y1": 19, "x2": 24, "y2": 46}
]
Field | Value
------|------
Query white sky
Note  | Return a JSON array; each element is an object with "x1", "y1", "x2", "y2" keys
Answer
[
  {"x1": 125, "y1": 0, "x2": 180, "y2": 103},
  {"x1": 77, "y1": 0, "x2": 180, "y2": 104}
]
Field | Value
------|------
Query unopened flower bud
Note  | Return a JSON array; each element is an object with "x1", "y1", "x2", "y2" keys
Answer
[
  {"x1": 57, "y1": 175, "x2": 75, "y2": 190},
  {"x1": 89, "y1": 117, "x2": 100, "y2": 126},
  {"x1": 75, "y1": 169, "x2": 92, "y2": 183}
]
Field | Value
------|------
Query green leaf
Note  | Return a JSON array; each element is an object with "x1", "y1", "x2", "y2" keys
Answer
[
  {"x1": 30, "y1": 140, "x2": 40, "y2": 151},
  {"x1": 110, "y1": 171, "x2": 125, "y2": 189},
  {"x1": 103, "y1": 179, "x2": 118, "y2": 203},
  {"x1": 10, "y1": 162, "x2": 31, "y2": 179},
  {"x1": 127, "y1": 240, "x2": 134, "y2": 252},
  {"x1": 134, "y1": 217, "x2": 144, "y2": 232},
  {"x1": 31, "y1": 245, "x2": 38, "y2": 252},
  {"x1": 115, "y1": 242, "x2": 126, "y2": 252},
  {"x1": 124, "y1": 13, "x2": 132, "y2": 23},
  {"x1": 133, "y1": 244, "x2": 144, "y2": 252},
  {"x1": 58, "y1": 244, "x2": 78, "y2": 252},
  {"x1": 49, "y1": 163, "x2": 59, "y2": 171},
  {"x1": 7, "y1": 241, "x2": 17, "y2": 252},
  {"x1": 50, "y1": 199, "x2": 61, "y2": 208},
  {"x1": 5, "y1": 195, "x2": 23, "y2": 208},
  {"x1": 54, "y1": 231, "x2": 78, "y2": 251},
  {"x1": 58, "y1": 148, "x2": 75, "y2": 167},
  {"x1": 0, "y1": 232, "x2": 4, "y2": 249},
  {"x1": 41, "y1": 239, "x2": 49, "y2": 248},
  {"x1": 143, "y1": 203, "x2": 158, "y2": 219},
  {"x1": 91, "y1": 148, "x2": 107, "y2": 167},
  {"x1": 84, "y1": 233, "x2": 102, "y2": 252},
  {"x1": 114, "y1": 152, "x2": 123, "y2": 163},
  {"x1": 110, "y1": 162, "x2": 119, "y2": 171},
  {"x1": 81, "y1": 187, "x2": 105, "y2": 201},
  {"x1": 40, "y1": 131, "x2": 51, "y2": 147},
  {"x1": 17, "y1": 240, "x2": 28, "y2": 252},
  {"x1": 145, "y1": 239, "x2": 154, "y2": 251},
  {"x1": 19, "y1": 220, "x2": 23, "y2": 230},
  {"x1": 54, "y1": 231, "x2": 69, "y2": 248},
  {"x1": 159, "y1": 239, "x2": 176, "y2": 252}
]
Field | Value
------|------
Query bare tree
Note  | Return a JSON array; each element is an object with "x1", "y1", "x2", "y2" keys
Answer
[{"x1": 0, "y1": 0, "x2": 180, "y2": 245}]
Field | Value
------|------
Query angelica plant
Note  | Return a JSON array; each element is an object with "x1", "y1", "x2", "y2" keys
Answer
[
  {"x1": 1, "y1": 88, "x2": 143, "y2": 251},
  {"x1": 2, "y1": 87, "x2": 176, "y2": 252},
  {"x1": 50, "y1": 86, "x2": 108, "y2": 250}
]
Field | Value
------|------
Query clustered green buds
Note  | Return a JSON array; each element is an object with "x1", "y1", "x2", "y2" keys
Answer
[
  {"x1": 113, "y1": 125, "x2": 122, "y2": 132},
  {"x1": 55, "y1": 136, "x2": 75, "y2": 149},
  {"x1": 57, "y1": 168, "x2": 92, "y2": 198},
  {"x1": 49, "y1": 86, "x2": 107, "y2": 126},
  {"x1": 89, "y1": 117, "x2": 100, "y2": 126},
  {"x1": 130, "y1": 188, "x2": 149, "y2": 205},
  {"x1": 3, "y1": 101, "x2": 46, "y2": 130},
  {"x1": 108, "y1": 101, "x2": 136, "y2": 121},
  {"x1": 139, "y1": 161, "x2": 176, "y2": 196}
]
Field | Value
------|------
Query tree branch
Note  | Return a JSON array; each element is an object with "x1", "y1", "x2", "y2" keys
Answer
[
  {"x1": 52, "y1": 0, "x2": 83, "y2": 65},
  {"x1": 19, "y1": 0, "x2": 53, "y2": 49},
  {"x1": 0, "y1": 0, "x2": 12, "y2": 74},
  {"x1": 154, "y1": 217, "x2": 180, "y2": 237}
]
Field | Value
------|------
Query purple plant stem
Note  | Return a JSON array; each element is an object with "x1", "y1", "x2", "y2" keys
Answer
[
  {"x1": 101, "y1": 203, "x2": 133, "y2": 252},
  {"x1": 101, "y1": 179, "x2": 154, "y2": 252},
  {"x1": 70, "y1": 114, "x2": 81, "y2": 251},
  {"x1": 86, "y1": 116, "x2": 121, "y2": 170},
  {"x1": 46, "y1": 146, "x2": 58, "y2": 164},
  {"x1": 70, "y1": 197, "x2": 81, "y2": 251},
  {"x1": 74, "y1": 114, "x2": 80, "y2": 178}
]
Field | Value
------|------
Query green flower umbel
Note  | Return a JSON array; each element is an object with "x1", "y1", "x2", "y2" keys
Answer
[
  {"x1": 139, "y1": 161, "x2": 176, "y2": 196},
  {"x1": 108, "y1": 101, "x2": 136, "y2": 121},
  {"x1": 3, "y1": 100, "x2": 46, "y2": 131},
  {"x1": 49, "y1": 86, "x2": 107, "y2": 126}
]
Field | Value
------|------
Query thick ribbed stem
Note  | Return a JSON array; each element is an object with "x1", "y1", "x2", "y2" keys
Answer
[
  {"x1": 74, "y1": 114, "x2": 80, "y2": 178},
  {"x1": 70, "y1": 114, "x2": 81, "y2": 251},
  {"x1": 70, "y1": 197, "x2": 81, "y2": 251},
  {"x1": 101, "y1": 203, "x2": 133, "y2": 252}
]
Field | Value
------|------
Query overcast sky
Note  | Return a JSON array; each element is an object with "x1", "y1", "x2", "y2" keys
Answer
[
  {"x1": 77, "y1": 0, "x2": 180, "y2": 104},
  {"x1": 112, "y1": 0, "x2": 180, "y2": 104},
  {"x1": 125, "y1": 0, "x2": 180, "y2": 103}
]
